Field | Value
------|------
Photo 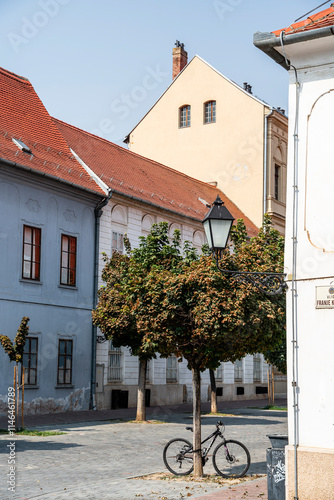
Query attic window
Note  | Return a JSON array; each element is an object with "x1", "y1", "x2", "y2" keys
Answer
[{"x1": 12, "y1": 138, "x2": 32, "y2": 155}]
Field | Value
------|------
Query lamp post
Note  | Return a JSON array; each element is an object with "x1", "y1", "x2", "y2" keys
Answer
[{"x1": 203, "y1": 196, "x2": 286, "y2": 296}]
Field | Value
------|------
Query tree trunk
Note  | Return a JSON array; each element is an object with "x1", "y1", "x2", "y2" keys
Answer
[
  {"x1": 192, "y1": 367, "x2": 203, "y2": 477},
  {"x1": 209, "y1": 369, "x2": 218, "y2": 414},
  {"x1": 136, "y1": 358, "x2": 147, "y2": 421}
]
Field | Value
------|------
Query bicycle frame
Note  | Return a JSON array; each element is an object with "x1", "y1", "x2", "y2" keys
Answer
[{"x1": 187, "y1": 426, "x2": 226, "y2": 458}]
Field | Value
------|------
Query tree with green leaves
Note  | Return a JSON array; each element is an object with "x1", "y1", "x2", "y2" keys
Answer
[
  {"x1": 92, "y1": 222, "x2": 197, "y2": 421},
  {"x1": 93, "y1": 218, "x2": 285, "y2": 476},
  {"x1": 140, "y1": 247, "x2": 285, "y2": 476},
  {"x1": 230, "y1": 215, "x2": 286, "y2": 375}
]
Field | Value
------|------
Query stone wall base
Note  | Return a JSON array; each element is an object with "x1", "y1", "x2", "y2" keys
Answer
[
  {"x1": 96, "y1": 382, "x2": 277, "y2": 410},
  {"x1": 286, "y1": 445, "x2": 334, "y2": 499}
]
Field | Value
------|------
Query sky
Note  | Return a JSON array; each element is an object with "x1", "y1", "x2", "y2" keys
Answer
[{"x1": 0, "y1": 0, "x2": 330, "y2": 146}]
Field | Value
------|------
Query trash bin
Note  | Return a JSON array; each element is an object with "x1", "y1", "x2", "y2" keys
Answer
[{"x1": 266, "y1": 434, "x2": 288, "y2": 500}]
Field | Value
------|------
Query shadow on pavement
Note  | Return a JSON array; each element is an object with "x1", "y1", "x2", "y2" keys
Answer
[
  {"x1": 248, "y1": 460, "x2": 267, "y2": 475},
  {"x1": 0, "y1": 439, "x2": 82, "y2": 454}
]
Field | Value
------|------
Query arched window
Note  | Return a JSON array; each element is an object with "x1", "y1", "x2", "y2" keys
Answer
[
  {"x1": 169, "y1": 223, "x2": 182, "y2": 242},
  {"x1": 193, "y1": 230, "x2": 204, "y2": 252},
  {"x1": 142, "y1": 214, "x2": 155, "y2": 236},
  {"x1": 179, "y1": 105, "x2": 191, "y2": 128},
  {"x1": 204, "y1": 100, "x2": 216, "y2": 124},
  {"x1": 111, "y1": 204, "x2": 127, "y2": 255}
]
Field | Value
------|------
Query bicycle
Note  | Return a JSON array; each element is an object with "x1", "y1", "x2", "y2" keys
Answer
[{"x1": 163, "y1": 420, "x2": 250, "y2": 478}]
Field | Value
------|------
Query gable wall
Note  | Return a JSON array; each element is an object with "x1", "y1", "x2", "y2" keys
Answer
[{"x1": 128, "y1": 57, "x2": 269, "y2": 228}]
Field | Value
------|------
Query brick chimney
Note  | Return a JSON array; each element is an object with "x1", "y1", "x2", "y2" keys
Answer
[{"x1": 173, "y1": 41, "x2": 188, "y2": 79}]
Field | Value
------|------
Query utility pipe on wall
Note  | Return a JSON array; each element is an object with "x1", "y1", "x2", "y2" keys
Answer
[{"x1": 90, "y1": 191, "x2": 112, "y2": 410}]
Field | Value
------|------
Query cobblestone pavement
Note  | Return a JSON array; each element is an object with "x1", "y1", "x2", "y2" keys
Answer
[{"x1": 0, "y1": 401, "x2": 287, "y2": 500}]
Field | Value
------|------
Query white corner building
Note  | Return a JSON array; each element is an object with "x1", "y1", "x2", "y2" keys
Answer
[{"x1": 254, "y1": 5, "x2": 334, "y2": 499}]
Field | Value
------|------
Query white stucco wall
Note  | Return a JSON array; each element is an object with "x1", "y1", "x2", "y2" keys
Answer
[
  {"x1": 95, "y1": 194, "x2": 270, "y2": 407},
  {"x1": 283, "y1": 38, "x2": 334, "y2": 450}
]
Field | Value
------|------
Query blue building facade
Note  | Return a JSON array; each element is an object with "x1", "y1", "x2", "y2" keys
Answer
[
  {"x1": 0, "y1": 163, "x2": 104, "y2": 414},
  {"x1": 0, "y1": 66, "x2": 106, "y2": 415}
]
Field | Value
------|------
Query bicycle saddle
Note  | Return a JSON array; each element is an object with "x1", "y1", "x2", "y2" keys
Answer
[{"x1": 185, "y1": 426, "x2": 193, "y2": 432}]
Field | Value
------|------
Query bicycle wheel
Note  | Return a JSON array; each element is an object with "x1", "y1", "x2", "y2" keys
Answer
[
  {"x1": 212, "y1": 439, "x2": 250, "y2": 478},
  {"x1": 163, "y1": 438, "x2": 194, "y2": 475}
]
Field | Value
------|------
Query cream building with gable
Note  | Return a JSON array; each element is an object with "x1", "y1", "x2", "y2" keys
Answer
[{"x1": 125, "y1": 45, "x2": 288, "y2": 234}]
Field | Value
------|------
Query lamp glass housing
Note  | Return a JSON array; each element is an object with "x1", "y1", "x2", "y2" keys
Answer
[
  {"x1": 204, "y1": 218, "x2": 233, "y2": 250},
  {"x1": 202, "y1": 195, "x2": 235, "y2": 250}
]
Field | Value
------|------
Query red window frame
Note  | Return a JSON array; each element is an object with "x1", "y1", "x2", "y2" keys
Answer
[
  {"x1": 60, "y1": 234, "x2": 77, "y2": 286},
  {"x1": 22, "y1": 225, "x2": 41, "y2": 280}
]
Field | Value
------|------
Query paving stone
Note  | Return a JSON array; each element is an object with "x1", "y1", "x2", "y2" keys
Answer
[{"x1": 0, "y1": 400, "x2": 287, "y2": 499}]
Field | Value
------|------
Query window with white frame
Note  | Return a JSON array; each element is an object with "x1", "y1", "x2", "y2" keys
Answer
[
  {"x1": 215, "y1": 363, "x2": 223, "y2": 382},
  {"x1": 166, "y1": 356, "x2": 178, "y2": 383},
  {"x1": 111, "y1": 205, "x2": 127, "y2": 255},
  {"x1": 234, "y1": 359, "x2": 243, "y2": 382},
  {"x1": 108, "y1": 341, "x2": 122, "y2": 382},
  {"x1": 112, "y1": 231, "x2": 124, "y2": 254},
  {"x1": 204, "y1": 100, "x2": 216, "y2": 124},
  {"x1": 179, "y1": 105, "x2": 191, "y2": 128},
  {"x1": 253, "y1": 354, "x2": 262, "y2": 382}
]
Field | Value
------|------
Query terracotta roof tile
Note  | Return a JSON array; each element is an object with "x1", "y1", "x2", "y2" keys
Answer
[
  {"x1": 273, "y1": 4, "x2": 334, "y2": 36},
  {"x1": 54, "y1": 118, "x2": 258, "y2": 238},
  {"x1": 0, "y1": 67, "x2": 105, "y2": 196}
]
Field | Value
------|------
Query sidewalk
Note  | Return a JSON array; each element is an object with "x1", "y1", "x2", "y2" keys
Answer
[
  {"x1": 194, "y1": 476, "x2": 268, "y2": 499},
  {"x1": 0, "y1": 397, "x2": 287, "y2": 429}
]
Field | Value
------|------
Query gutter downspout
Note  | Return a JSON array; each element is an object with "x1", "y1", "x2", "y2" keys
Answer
[
  {"x1": 90, "y1": 190, "x2": 112, "y2": 410},
  {"x1": 279, "y1": 31, "x2": 300, "y2": 500}
]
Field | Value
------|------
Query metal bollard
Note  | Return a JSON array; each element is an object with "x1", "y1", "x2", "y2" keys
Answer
[{"x1": 266, "y1": 434, "x2": 288, "y2": 500}]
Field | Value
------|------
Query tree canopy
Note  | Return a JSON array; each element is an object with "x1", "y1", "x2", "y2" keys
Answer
[
  {"x1": 92, "y1": 218, "x2": 286, "y2": 472},
  {"x1": 92, "y1": 222, "x2": 197, "y2": 359}
]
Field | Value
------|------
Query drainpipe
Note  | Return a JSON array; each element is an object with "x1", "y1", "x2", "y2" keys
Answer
[
  {"x1": 90, "y1": 190, "x2": 112, "y2": 410},
  {"x1": 279, "y1": 31, "x2": 301, "y2": 500}
]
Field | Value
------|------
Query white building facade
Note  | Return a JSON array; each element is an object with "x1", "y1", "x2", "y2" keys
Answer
[
  {"x1": 255, "y1": 6, "x2": 334, "y2": 499},
  {"x1": 94, "y1": 196, "x2": 273, "y2": 410}
]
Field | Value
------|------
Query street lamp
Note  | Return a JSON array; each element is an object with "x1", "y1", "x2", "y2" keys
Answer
[{"x1": 202, "y1": 196, "x2": 286, "y2": 296}]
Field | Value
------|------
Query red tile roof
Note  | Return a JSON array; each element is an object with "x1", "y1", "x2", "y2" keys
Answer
[
  {"x1": 0, "y1": 67, "x2": 105, "y2": 196},
  {"x1": 273, "y1": 4, "x2": 334, "y2": 36},
  {"x1": 54, "y1": 118, "x2": 258, "y2": 237}
]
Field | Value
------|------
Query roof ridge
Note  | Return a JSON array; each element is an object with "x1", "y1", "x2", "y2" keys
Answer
[
  {"x1": 0, "y1": 66, "x2": 30, "y2": 83},
  {"x1": 51, "y1": 117, "x2": 257, "y2": 227},
  {"x1": 53, "y1": 116, "x2": 230, "y2": 191}
]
